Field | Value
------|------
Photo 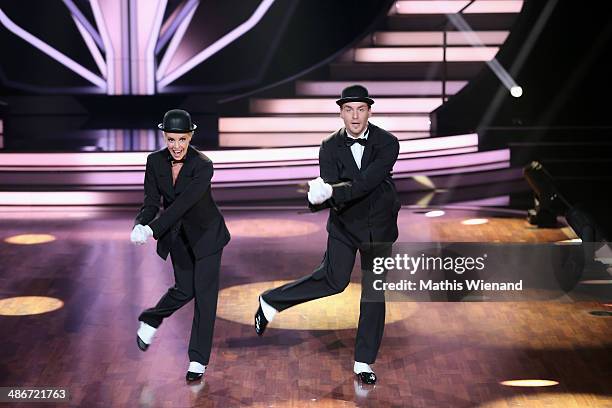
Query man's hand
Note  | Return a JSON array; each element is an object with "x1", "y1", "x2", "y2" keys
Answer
[
  {"x1": 307, "y1": 177, "x2": 333, "y2": 205},
  {"x1": 130, "y1": 224, "x2": 154, "y2": 245}
]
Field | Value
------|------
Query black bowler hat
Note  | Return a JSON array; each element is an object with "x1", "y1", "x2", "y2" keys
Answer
[
  {"x1": 336, "y1": 84, "x2": 375, "y2": 106},
  {"x1": 157, "y1": 109, "x2": 197, "y2": 132}
]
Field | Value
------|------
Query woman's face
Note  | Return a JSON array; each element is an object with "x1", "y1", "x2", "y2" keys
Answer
[{"x1": 164, "y1": 132, "x2": 192, "y2": 161}]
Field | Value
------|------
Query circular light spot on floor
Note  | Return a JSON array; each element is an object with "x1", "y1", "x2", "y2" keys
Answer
[
  {"x1": 226, "y1": 219, "x2": 320, "y2": 238},
  {"x1": 0, "y1": 296, "x2": 64, "y2": 316},
  {"x1": 461, "y1": 218, "x2": 489, "y2": 225},
  {"x1": 252, "y1": 399, "x2": 357, "y2": 408},
  {"x1": 4, "y1": 234, "x2": 56, "y2": 245},
  {"x1": 500, "y1": 379, "x2": 559, "y2": 387},
  {"x1": 579, "y1": 279, "x2": 612, "y2": 285},
  {"x1": 477, "y1": 393, "x2": 605, "y2": 407},
  {"x1": 425, "y1": 210, "x2": 445, "y2": 218},
  {"x1": 217, "y1": 281, "x2": 412, "y2": 330}
]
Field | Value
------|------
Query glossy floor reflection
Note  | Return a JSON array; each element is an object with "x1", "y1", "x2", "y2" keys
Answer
[{"x1": 0, "y1": 207, "x2": 610, "y2": 407}]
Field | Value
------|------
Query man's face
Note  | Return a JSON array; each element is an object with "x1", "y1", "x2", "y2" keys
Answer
[
  {"x1": 164, "y1": 132, "x2": 192, "y2": 160},
  {"x1": 340, "y1": 102, "x2": 371, "y2": 136}
]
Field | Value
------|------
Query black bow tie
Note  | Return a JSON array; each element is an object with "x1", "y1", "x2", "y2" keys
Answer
[
  {"x1": 345, "y1": 136, "x2": 367, "y2": 147},
  {"x1": 169, "y1": 157, "x2": 186, "y2": 165}
]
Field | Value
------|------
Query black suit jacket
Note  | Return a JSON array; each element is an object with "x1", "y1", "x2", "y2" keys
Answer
[
  {"x1": 310, "y1": 123, "x2": 401, "y2": 250},
  {"x1": 134, "y1": 145, "x2": 230, "y2": 260}
]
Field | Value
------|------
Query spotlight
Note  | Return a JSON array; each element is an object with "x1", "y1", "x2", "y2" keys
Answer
[
  {"x1": 461, "y1": 218, "x2": 488, "y2": 225},
  {"x1": 500, "y1": 379, "x2": 559, "y2": 387},
  {"x1": 4, "y1": 234, "x2": 56, "y2": 245},
  {"x1": 0, "y1": 296, "x2": 64, "y2": 316},
  {"x1": 523, "y1": 161, "x2": 570, "y2": 227},
  {"x1": 510, "y1": 85, "x2": 523, "y2": 97},
  {"x1": 425, "y1": 210, "x2": 445, "y2": 217}
]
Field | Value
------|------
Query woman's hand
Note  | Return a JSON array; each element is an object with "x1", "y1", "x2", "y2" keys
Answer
[{"x1": 130, "y1": 224, "x2": 153, "y2": 245}]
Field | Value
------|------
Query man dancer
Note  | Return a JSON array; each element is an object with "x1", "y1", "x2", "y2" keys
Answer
[
  {"x1": 130, "y1": 109, "x2": 230, "y2": 381},
  {"x1": 254, "y1": 85, "x2": 401, "y2": 384}
]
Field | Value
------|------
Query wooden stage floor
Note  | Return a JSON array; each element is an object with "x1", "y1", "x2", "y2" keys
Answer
[{"x1": 0, "y1": 207, "x2": 610, "y2": 407}]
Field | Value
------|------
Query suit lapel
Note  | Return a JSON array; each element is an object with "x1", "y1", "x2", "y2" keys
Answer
[
  {"x1": 336, "y1": 129, "x2": 360, "y2": 177},
  {"x1": 160, "y1": 149, "x2": 176, "y2": 199},
  {"x1": 173, "y1": 146, "x2": 197, "y2": 195},
  {"x1": 360, "y1": 123, "x2": 375, "y2": 170}
]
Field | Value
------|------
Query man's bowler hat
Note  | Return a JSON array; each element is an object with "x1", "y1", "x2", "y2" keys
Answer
[
  {"x1": 158, "y1": 109, "x2": 197, "y2": 132},
  {"x1": 336, "y1": 85, "x2": 375, "y2": 106}
]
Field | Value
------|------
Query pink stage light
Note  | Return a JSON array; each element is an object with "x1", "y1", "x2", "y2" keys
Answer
[
  {"x1": 90, "y1": 0, "x2": 118, "y2": 94},
  {"x1": 156, "y1": 1, "x2": 199, "y2": 83},
  {"x1": 394, "y1": 1, "x2": 523, "y2": 14},
  {"x1": 295, "y1": 80, "x2": 468, "y2": 96},
  {"x1": 0, "y1": 134, "x2": 476, "y2": 167},
  {"x1": 72, "y1": 15, "x2": 107, "y2": 78},
  {"x1": 409, "y1": 161, "x2": 510, "y2": 177},
  {"x1": 0, "y1": 191, "x2": 138, "y2": 206},
  {"x1": 401, "y1": 146, "x2": 477, "y2": 159},
  {"x1": 0, "y1": 152, "x2": 148, "y2": 167},
  {"x1": 354, "y1": 47, "x2": 499, "y2": 63},
  {"x1": 0, "y1": 134, "x2": 478, "y2": 171},
  {"x1": 393, "y1": 150, "x2": 509, "y2": 173},
  {"x1": 464, "y1": 1, "x2": 524, "y2": 14},
  {"x1": 218, "y1": 116, "x2": 431, "y2": 132},
  {"x1": 250, "y1": 98, "x2": 442, "y2": 114},
  {"x1": 0, "y1": 148, "x2": 512, "y2": 205},
  {"x1": 132, "y1": 0, "x2": 167, "y2": 95},
  {"x1": 373, "y1": 31, "x2": 508, "y2": 46},
  {"x1": 399, "y1": 133, "x2": 477, "y2": 152},
  {"x1": 218, "y1": 132, "x2": 430, "y2": 148},
  {"x1": 158, "y1": 0, "x2": 276, "y2": 89},
  {"x1": 452, "y1": 196, "x2": 510, "y2": 207},
  {"x1": 213, "y1": 150, "x2": 509, "y2": 183}
]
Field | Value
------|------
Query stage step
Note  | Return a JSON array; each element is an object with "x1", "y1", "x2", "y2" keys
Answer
[
  {"x1": 329, "y1": 61, "x2": 485, "y2": 80},
  {"x1": 348, "y1": 46, "x2": 499, "y2": 63},
  {"x1": 0, "y1": 147, "x2": 512, "y2": 205},
  {"x1": 295, "y1": 80, "x2": 468, "y2": 97},
  {"x1": 393, "y1": 1, "x2": 524, "y2": 15},
  {"x1": 218, "y1": 0, "x2": 522, "y2": 150},
  {"x1": 368, "y1": 30, "x2": 509, "y2": 46},
  {"x1": 249, "y1": 97, "x2": 442, "y2": 114},
  {"x1": 219, "y1": 131, "x2": 430, "y2": 148},
  {"x1": 218, "y1": 115, "x2": 431, "y2": 133},
  {"x1": 386, "y1": 13, "x2": 520, "y2": 31}
]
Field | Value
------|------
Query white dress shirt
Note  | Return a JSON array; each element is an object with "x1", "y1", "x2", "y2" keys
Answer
[{"x1": 346, "y1": 128, "x2": 369, "y2": 169}]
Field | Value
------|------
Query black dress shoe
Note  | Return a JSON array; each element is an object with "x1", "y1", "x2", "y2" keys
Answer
[
  {"x1": 254, "y1": 304, "x2": 268, "y2": 336},
  {"x1": 186, "y1": 371, "x2": 203, "y2": 382},
  {"x1": 136, "y1": 335, "x2": 149, "y2": 352},
  {"x1": 356, "y1": 372, "x2": 377, "y2": 385}
]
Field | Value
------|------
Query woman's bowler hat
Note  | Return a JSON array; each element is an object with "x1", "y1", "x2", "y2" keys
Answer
[{"x1": 157, "y1": 109, "x2": 197, "y2": 132}]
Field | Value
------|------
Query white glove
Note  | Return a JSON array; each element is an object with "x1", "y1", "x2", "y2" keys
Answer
[
  {"x1": 307, "y1": 177, "x2": 333, "y2": 205},
  {"x1": 130, "y1": 225, "x2": 144, "y2": 244},
  {"x1": 130, "y1": 224, "x2": 153, "y2": 245}
]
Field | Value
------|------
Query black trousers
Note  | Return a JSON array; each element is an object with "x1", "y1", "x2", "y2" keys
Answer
[
  {"x1": 139, "y1": 229, "x2": 222, "y2": 365},
  {"x1": 262, "y1": 236, "x2": 391, "y2": 364}
]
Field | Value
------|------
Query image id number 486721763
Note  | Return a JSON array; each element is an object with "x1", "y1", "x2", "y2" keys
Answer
[{"x1": 0, "y1": 387, "x2": 69, "y2": 402}]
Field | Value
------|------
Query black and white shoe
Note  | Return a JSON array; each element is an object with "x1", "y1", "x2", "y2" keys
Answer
[
  {"x1": 186, "y1": 371, "x2": 203, "y2": 382},
  {"x1": 254, "y1": 305, "x2": 268, "y2": 336},
  {"x1": 136, "y1": 335, "x2": 149, "y2": 352},
  {"x1": 356, "y1": 372, "x2": 377, "y2": 385},
  {"x1": 186, "y1": 362, "x2": 205, "y2": 382},
  {"x1": 136, "y1": 321, "x2": 156, "y2": 352}
]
